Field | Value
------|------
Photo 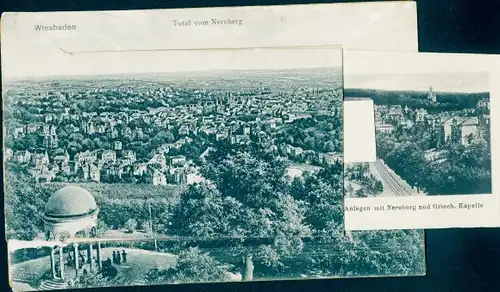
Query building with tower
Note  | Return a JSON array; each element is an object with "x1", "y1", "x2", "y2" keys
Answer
[{"x1": 428, "y1": 86, "x2": 437, "y2": 103}]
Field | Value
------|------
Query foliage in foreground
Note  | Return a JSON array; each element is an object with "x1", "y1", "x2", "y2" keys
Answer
[
  {"x1": 67, "y1": 271, "x2": 111, "y2": 289},
  {"x1": 377, "y1": 129, "x2": 491, "y2": 195},
  {"x1": 4, "y1": 164, "x2": 179, "y2": 240},
  {"x1": 145, "y1": 247, "x2": 231, "y2": 284},
  {"x1": 166, "y1": 142, "x2": 424, "y2": 278}
]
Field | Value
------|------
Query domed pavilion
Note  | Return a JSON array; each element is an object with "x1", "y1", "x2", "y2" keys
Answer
[
  {"x1": 44, "y1": 185, "x2": 98, "y2": 240},
  {"x1": 43, "y1": 186, "x2": 103, "y2": 281}
]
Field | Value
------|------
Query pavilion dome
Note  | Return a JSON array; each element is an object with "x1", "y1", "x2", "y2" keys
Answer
[{"x1": 44, "y1": 186, "x2": 97, "y2": 218}]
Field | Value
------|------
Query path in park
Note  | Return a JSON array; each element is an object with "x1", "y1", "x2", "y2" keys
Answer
[
  {"x1": 369, "y1": 159, "x2": 419, "y2": 197},
  {"x1": 10, "y1": 245, "x2": 243, "y2": 291},
  {"x1": 9, "y1": 248, "x2": 177, "y2": 290}
]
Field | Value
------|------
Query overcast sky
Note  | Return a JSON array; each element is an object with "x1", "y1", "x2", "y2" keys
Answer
[
  {"x1": 344, "y1": 51, "x2": 491, "y2": 93},
  {"x1": 2, "y1": 47, "x2": 342, "y2": 80}
]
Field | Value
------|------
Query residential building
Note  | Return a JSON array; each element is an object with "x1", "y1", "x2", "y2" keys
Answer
[
  {"x1": 376, "y1": 123, "x2": 395, "y2": 134},
  {"x1": 443, "y1": 116, "x2": 480, "y2": 145}
]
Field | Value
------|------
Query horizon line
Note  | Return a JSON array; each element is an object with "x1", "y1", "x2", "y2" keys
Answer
[
  {"x1": 344, "y1": 87, "x2": 490, "y2": 95},
  {"x1": 3, "y1": 66, "x2": 343, "y2": 83}
]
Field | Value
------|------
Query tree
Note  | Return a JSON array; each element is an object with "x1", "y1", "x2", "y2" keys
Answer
[
  {"x1": 95, "y1": 219, "x2": 109, "y2": 237},
  {"x1": 377, "y1": 122, "x2": 491, "y2": 196},
  {"x1": 122, "y1": 134, "x2": 133, "y2": 144},
  {"x1": 374, "y1": 180, "x2": 384, "y2": 193},
  {"x1": 56, "y1": 127, "x2": 68, "y2": 141},
  {"x1": 323, "y1": 140, "x2": 336, "y2": 152},
  {"x1": 144, "y1": 247, "x2": 230, "y2": 284},
  {"x1": 291, "y1": 171, "x2": 343, "y2": 234},
  {"x1": 303, "y1": 136, "x2": 315, "y2": 150},
  {"x1": 68, "y1": 133, "x2": 84, "y2": 143},
  {"x1": 355, "y1": 188, "x2": 366, "y2": 198},
  {"x1": 450, "y1": 119, "x2": 461, "y2": 144},
  {"x1": 82, "y1": 138, "x2": 95, "y2": 151},
  {"x1": 4, "y1": 164, "x2": 54, "y2": 240},
  {"x1": 151, "y1": 131, "x2": 175, "y2": 147},
  {"x1": 302, "y1": 229, "x2": 425, "y2": 277},
  {"x1": 124, "y1": 219, "x2": 138, "y2": 233},
  {"x1": 169, "y1": 183, "x2": 247, "y2": 237},
  {"x1": 22, "y1": 133, "x2": 40, "y2": 149},
  {"x1": 52, "y1": 148, "x2": 65, "y2": 156},
  {"x1": 93, "y1": 137, "x2": 103, "y2": 148},
  {"x1": 68, "y1": 141, "x2": 83, "y2": 155},
  {"x1": 169, "y1": 144, "x2": 311, "y2": 277},
  {"x1": 67, "y1": 271, "x2": 111, "y2": 289}
]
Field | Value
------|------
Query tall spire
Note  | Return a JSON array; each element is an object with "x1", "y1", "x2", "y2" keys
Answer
[{"x1": 428, "y1": 85, "x2": 437, "y2": 103}]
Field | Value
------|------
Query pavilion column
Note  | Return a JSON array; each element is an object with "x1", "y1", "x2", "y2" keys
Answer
[
  {"x1": 59, "y1": 246, "x2": 65, "y2": 280},
  {"x1": 73, "y1": 243, "x2": 79, "y2": 278},
  {"x1": 87, "y1": 244, "x2": 93, "y2": 272},
  {"x1": 96, "y1": 241, "x2": 102, "y2": 269},
  {"x1": 50, "y1": 247, "x2": 56, "y2": 280}
]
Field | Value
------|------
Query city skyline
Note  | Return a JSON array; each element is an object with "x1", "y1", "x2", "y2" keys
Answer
[
  {"x1": 3, "y1": 66, "x2": 343, "y2": 85},
  {"x1": 2, "y1": 47, "x2": 342, "y2": 79},
  {"x1": 4, "y1": 61, "x2": 349, "y2": 288}
]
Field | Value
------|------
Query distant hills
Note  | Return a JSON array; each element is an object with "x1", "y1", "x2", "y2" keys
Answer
[
  {"x1": 344, "y1": 88, "x2": 489, "y2": 111},
  {"x1": 4, "y1": 67, "x2": 342, "y2": 92},
  {"x1": 345, "y1": 72, "x2": 488, "y2": 93}
]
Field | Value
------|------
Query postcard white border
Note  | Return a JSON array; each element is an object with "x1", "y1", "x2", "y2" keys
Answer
[{"x1": 1, "y1": 2, "x2": 418, "y2": 79}]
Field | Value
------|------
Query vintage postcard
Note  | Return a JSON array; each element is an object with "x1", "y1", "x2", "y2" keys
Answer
[
  {"x1": 2, "y1": 3, "x2": 425, "y2": 290},
  {"x1": 343, "y1": 51, "x2": 500, "y2": 230},
  {"x1": 1, "y1": 41, "x2": 357, "y2": 288}
]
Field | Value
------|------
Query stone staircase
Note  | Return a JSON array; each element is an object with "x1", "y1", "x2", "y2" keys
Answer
[
  {"x1": 130, "y1": 280, "x2": 146, "y2": 286},
  {"x1": 38, "y1": 279, "x2": 68, "y2": 291}
]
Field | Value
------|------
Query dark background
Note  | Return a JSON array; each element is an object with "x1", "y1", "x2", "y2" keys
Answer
[{"x1": 1, "y1": 0, "x2": 500, "y2": 291}]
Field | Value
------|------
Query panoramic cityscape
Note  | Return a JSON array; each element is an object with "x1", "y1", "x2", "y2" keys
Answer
[
  {"x1": 4, "y1": 47, "x2": 424, "y2": 290},
  {"x1": 3, "y1": 64, "x2": 359, "y2": 290},
  {"x1": 345, "y1": 76, "x2": 491, "y2": 198},
  {"x1": 4, "y1": 68, "x2": 425, "y2": 290},
  {"x1": 5, "y1": 69, "x2": 343, "y2": 188}
]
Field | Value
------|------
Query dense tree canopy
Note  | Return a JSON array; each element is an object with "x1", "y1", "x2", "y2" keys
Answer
[
  {"x1": 168, "y1": 144, "x2": 312, "y2": 269},
  {"x1": 4, "y1": 164, "x2": 52, "y2": 240},
  {"x1": 377, "y1": 131, "x2": 491, "y2": 195},
  {"x1": 345, "y1": 88, "x2": 489, "y2": 112},
  {"x1": 145, "y1": 247, "x2": 231, "y2": 284},
  {"x1": 276, "y1": 116, "x2": 342, "y2": 153}
]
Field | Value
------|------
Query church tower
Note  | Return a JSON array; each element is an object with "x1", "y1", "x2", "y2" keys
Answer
[
  {"x1": 428, "y1": 86, "x2": 437, "y2": 103},
  {"x1": 228, "y1": 88, "x2": 234, "y2": 105}
]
